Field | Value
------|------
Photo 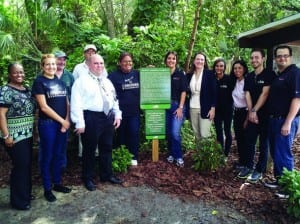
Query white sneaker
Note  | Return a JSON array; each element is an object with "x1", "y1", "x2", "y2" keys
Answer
[
  {"x1": 131, "y1": 160, "x2": 138, "y2": 166},
  {"x1": 176, "y1": 158, "x2": 184, "y2": 167},
  {"x1": 167, "y1": 155, "x2": 174, "y2": 163}
]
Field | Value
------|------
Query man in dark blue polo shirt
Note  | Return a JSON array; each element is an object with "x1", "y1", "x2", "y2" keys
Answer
[
  {"x1": 237, "y1": 49, "x2": 276, "y2": 181},
  {"x1": 264, "y1": 45, "x2": 300, "y2": 197}
]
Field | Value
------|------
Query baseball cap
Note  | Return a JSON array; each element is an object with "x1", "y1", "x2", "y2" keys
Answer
[
  {"x1": 84, "y1": 44, "x2": 97, "y2": 52},
  {"x1": 54, "y1": 50, "x2": 68, "y2": 59}
]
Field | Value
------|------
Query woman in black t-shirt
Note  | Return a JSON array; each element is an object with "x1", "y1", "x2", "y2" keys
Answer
[{"x1": 32, "y1": 54, "x2": 71, "y2": 202}]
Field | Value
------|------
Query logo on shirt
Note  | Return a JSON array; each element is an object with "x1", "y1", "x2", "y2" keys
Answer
[
  {"x1": 122, "y1": 76, "x2": 139, "y2": 90},
  {"x1": 47, "y1": 84, "x2": 67, "y2": 98}
]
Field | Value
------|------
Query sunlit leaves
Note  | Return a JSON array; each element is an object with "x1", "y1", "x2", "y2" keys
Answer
[{"x1": 0, "y1": 32, "x2": 15, "y2": 55}]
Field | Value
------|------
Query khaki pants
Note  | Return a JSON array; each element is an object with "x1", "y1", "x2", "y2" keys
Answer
[{"x1": 189, "y1": 108, "x2": 212, "y2": 139}]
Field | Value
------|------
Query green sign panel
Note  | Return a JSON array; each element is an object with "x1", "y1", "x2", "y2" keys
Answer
[
  {"x1": 140, "y1": 68, "x2": 171, "y2": 109},
  {"x1": 145, "y1": 110, "x2": 166, "y2": 139}
]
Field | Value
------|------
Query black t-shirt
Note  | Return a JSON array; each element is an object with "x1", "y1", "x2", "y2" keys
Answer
[
  {"x1": 32, "y1": 75, "x2": 68, "y2": 120},
  {"x1": 216, "y1": 74, "x2": 234, "y2": 112},
  {"x1": 171, "y1": 68, "x2": 188, "y2": 102},
  {"x1": 244, "y1": 69, "x2": 276, "y2": 113}
]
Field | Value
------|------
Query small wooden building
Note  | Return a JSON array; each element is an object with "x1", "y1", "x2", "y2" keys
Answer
[{"x1": 238, "y1": 13, "x2": 300, "y2": 69}]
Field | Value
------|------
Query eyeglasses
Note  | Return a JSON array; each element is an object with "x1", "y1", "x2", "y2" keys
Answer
[{"x1": 275, "y1": 54, "x2": 290, "y2": 59}]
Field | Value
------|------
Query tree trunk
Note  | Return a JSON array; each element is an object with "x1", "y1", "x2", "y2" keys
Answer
[
  {"x1": 104, "y1": 0, "x2": 116, "y2": 38},
  {"x1": 184, "y1": 0, "x2": 202, "y2": 73}
]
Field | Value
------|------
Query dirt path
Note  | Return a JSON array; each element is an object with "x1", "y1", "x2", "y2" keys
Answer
[{"x1": 0, "y1": 185, "x2": 260, "y2": 224}]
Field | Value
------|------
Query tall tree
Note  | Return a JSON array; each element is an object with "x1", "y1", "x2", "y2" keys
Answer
[
  {"x1": 102, "y1": 0, "x2": 116, "y2": 38},
  {"x1": 184, "y1": 0, "x2": 202, "y2": 72}
]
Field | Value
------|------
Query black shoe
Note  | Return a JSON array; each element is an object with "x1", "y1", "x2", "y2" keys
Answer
[
  {"x1": 53, "y1": 184, "x2": 72, "y2": 193},
  {"x1": 84, "y1": 180, "x2": 96, "y2": 191},
  {"x1": 11, "y1": 204, "x2": 31, "y2": 211},
  {"x1": 275, "y1": 190, "x2": 289, "y2": 199},
  {"x1": 44, "y1": 190, "x2": 56, "y2": 202},
  {"x1": 100, "y1": 176, "x2": 123, "y2": 184}
]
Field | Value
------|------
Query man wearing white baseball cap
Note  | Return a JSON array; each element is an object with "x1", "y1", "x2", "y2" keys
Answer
[
  {"x1": 73, "y1": 44, "x2": 96, "y2": 80},
  {"x1": 83, "y1": 44, "x2": 97, "y2": 52},
  {"x1": 72, "y1": 44, "x2": 107, "y2": 158}
]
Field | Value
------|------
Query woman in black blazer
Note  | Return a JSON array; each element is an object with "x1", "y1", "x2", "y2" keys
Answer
[{"x1": 186, "y1": 52, "x2": 217, "y2": 139}]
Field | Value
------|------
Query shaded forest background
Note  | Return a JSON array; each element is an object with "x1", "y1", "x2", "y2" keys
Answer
[{"x1": 0, "y1": 0, "x2": 300, "y2": 86}]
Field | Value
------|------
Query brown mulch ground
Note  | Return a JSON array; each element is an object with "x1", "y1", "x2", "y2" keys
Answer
[{"x1": 1, "y1": 137, "x2": 300, "y2": 223}]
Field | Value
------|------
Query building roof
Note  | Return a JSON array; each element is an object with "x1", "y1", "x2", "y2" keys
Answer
[{"x1": 238, "y1": 13, "x2": 300, "y2": 48}]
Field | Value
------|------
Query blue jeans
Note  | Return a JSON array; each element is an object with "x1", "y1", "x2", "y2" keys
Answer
[
  {"x1": 38, "y1": 119, "x2": 67, "y2": 191},
  {"x1": 116, "y1": 115, "x2": 140, "y2": 160},
  {"x1": 166, "y1": 102, "x2": 185, "y2": 159},
  {"x1": 269, "y1": 116, "x2": 299, "y2": 178},
  {"x1": 38, "y1": 130, "x2": 68, "y2": 169}
]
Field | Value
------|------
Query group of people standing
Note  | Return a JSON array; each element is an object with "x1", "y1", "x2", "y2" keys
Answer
[
  {"x1": 164, "y1": 45, "x2": 300, "y2": 199},
  {"x1": 214, "y1": 46, "x2": 300, "y2": 198},
  {"x1": 0, "y1": 44, "x2": 299, "y2": 210}
]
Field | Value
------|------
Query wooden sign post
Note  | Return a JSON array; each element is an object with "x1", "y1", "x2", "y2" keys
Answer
[{"x1": 140, "y1": 68, "x2": 170, "y2": 162}]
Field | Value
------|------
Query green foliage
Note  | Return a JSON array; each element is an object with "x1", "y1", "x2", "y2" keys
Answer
[
  {"x1": 279, "y1": 168, "x2": 300, "y2": 219},
  {"x1": 1, "y1": 0, "x2": 299, "y2": 87},
  {"x1": 192, "y1": 128, "x2": 225, "y2": 172},
  {"x1": 112, "y1": 145, "x2": 133, "y2": 173},
  {"x1": 181, "y1": 120, "x2": 196, "y2": 152}
]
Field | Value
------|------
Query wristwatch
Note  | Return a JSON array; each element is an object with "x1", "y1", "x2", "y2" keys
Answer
[{"x1": 251, "y1": 108, "x2": 256, "y2": 112}]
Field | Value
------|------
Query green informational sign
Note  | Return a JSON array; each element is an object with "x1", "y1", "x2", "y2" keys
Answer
[
  {"x1": 140, "y1": 68, "x2": 171, "y2": 109},
  {"x1": 145, "y1": 110, "x2": 166, "y2": 139}
]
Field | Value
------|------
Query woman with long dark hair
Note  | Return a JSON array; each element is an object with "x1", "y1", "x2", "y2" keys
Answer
[
  {"x1": 164, "y1": 51, "x2": 188, "y2": 167},
  {"x1": 213, "y1": 58, "x2": 234, "y2": 159},
  {"x1": 230, "y1": 60, "x2": 249, "y2": 175}
]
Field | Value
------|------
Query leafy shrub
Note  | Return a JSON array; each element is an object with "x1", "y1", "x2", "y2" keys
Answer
[
  {"x1": 181, "y1": 120, "x2": 196, "y2": 152},
  {"x1": 279, "y1": 168, "x2": 300, "y2": 219},
  {"x1": 192, "y1": 127, "x2": 224, "y2": 172},
  {"x1": 112, "y1": 145, "x2": 133, "y2": 173}
]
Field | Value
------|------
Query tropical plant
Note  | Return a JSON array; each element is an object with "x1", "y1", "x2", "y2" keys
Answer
[
  {"x1": 112, "y1": 145, "x2": 133, "y2": 173},
  {"x1": 192, "y1": 127, "x2": 225, "y2": 172},
  {"x1": 279, "y1": 168, "x2": 300, "y2": 219},
  {"x1": 181, "y1": 120, "x2": 196, "y2": 152}
]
